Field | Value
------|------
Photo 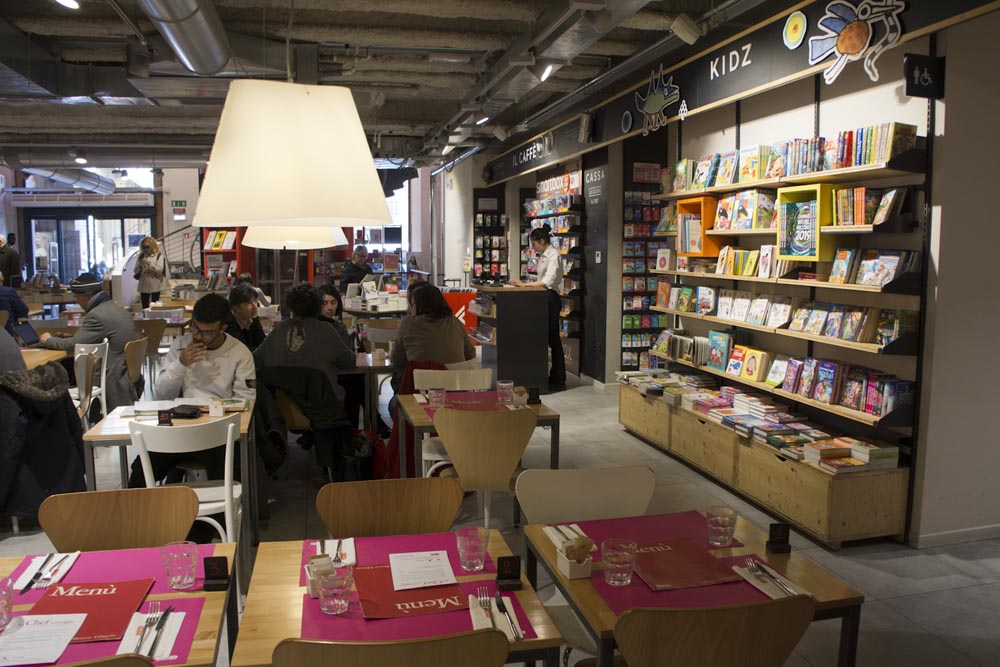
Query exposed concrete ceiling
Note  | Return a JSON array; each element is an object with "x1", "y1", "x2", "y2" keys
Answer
[{"x1": 0, "y1": 0, "x2": 720, "y2": 165}]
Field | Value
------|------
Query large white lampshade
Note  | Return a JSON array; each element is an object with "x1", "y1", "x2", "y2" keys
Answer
[
  {"x1": 194, "y1": 80, "x2": 391, "y2": 228},
  {"x1": 242, "y1": 225, "x2": 349, "y2": 250}
]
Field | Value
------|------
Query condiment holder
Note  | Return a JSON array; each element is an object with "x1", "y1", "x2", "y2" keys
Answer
[
  {"x1": 556, "y1": 535, "x2": 594, "y2": 579},
  {"x1": 304, "y1": 555, "x2": 333, "y2": 598}
]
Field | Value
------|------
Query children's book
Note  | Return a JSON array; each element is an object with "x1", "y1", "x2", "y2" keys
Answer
[
  {"x1": 707, "y1": 331, "x2": 733, "y2": 371},
  {"x1": 715, "y1": 246, "x2": 730, "y2": 274},
  {"x1": 745, "y1": 296, "x2": 771, "y2": 326},
  {"x1": 656, "y1": 280, "x2": 671, "y2": 309},
  {"x1": 741, "y1": 349, "x2": 769, "y2": 382},
  {"x1": 716, "y1": 290, "x2": 734, "y2": 320},
  {"x1": 673, "y1": 159, "x2": 696, "y2": 192},
  {"x1": 691, "y1": 154, "x2": 720, "y2": 190},
  {"x1": 811, "y1": 360, "x2": 841, "y2": 404},
  {"x1": 743, "y1": 250, "x2": 760, "y2": 276},
  {"x1": 781, "y1": 359, "x2": 803, "y2": 392},
  {"x1": 676, "y1": 286, "x2": 695, "y2": 312},
  {"x1": 766, "y1": 296, "x2": 795, "y2": 328},
  {"x1": 796, "y1": 358, "x2": 819, "y2": 397},
  {"x1": 738, "y1": 146, "x2": 765, "y2": 183},
  {"x1": 765, "y1": 142, "x2": 787, "y2": 179},
  {"x1": 696, "y1": 286, "x2": 716, "y2": 315},
  {"x1": 788, "y1": 301, "x2": 814, "y2": 332},
  {"x1": 715, "y1": 195, "x2": 736, "y2": 231},
  {"x1": 715, "y1": 151, "x2": 739, "y2": 186},
  {"x1": 803, "y1": 303, "x2": 831, "y2": 335},
  {"x1": 726, "y1": 345, "x2": 748, "y2": 376},
  {"x1": 838, "y1": 366, "x2": 868, "y2": 411},
  {"x1": 765, "y1": 355, "x2": 790, "y2": 387},
  {"x1": 733, "y1": 190, "x2": 756, "y2": 230},
  {"x1": 839, "y1": 308, "x2": 865, "y2": 341},
  {"x1": 667, "y1": 287, "x2": 680, "y2": 310},
  {"x1": 752, "y1": 191, "x2": 777, "y2": 229},
  {"x1": 758, "y1": 245, "x2": 775, "y2": 279},
  {"x1": 829, "y1": 247, "x2": 857, "y2": 284},
  {"x1": 780, "y1": 200, "x2": 817, "y2": 257},
  {"x1": 729, "y1": 291, "x2": 753, "y2": 322},
  {"x1": 822, "y1": 305, "x2": 845, "y2": 338}
]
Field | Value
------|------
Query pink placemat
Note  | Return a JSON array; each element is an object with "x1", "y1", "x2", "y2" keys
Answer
[
  {"x1": 13, "y1": 596, "x2": 205, "y2": 665},
  {"x1": 299, "y1": 535, "x2": 496, "y2": 586},
  {"x1": 300, "y1": 579, "x2": 536, "y2": 641},
  {"x1": 423, "y1": 390, "x2": 507, "y2": 419},
  {"x1": 575, "y1": 511, "x2": 743, "y2": 555},
  {"x1": 10, "y1": 545, "x2": 217, "y2": 604},
  {"x1": 591, "y1": 555, "x2": 768, "y2": 615}
]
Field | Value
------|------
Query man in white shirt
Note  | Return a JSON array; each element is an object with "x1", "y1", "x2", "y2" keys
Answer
[{"x1": 131, "y1": 293, "x2": 256, "y2": 487}]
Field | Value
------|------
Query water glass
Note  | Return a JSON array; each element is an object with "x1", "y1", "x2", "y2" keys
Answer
[
  {"x1": 497, "y1": 381, "x2": 515, "y2": 405},
  {"x1": 428, "y1": 388, "x2": 447, "y2": 409},
  {"x1": 316, "y1": 564, "x2": 353, "y2": 615},
  {"x1": 601, "y1": 538, "x2": 638, "y2": 587},
  {"x1": 706, "y1": 505, "x2": 738, "y2": 547},
  {"x1": 160, "y1": 541, "x2": 198, "y2": 590},
  {"x1": 456, "y1": 526, "x2": 489, "y2": 572},
  {"x1": 0, "y1": 577, "x2": 12, "y2": 631}
]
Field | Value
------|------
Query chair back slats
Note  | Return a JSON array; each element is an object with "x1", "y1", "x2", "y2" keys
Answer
[
  {"x1": 315, "y1": 478, "x2": 463, "y2": 538},
  {"x1": 432, "y1": 408, "x2": 536, "y2": 492},
  {"x1": 515, "y1": 466, "x2": 655, "y2": 525}
]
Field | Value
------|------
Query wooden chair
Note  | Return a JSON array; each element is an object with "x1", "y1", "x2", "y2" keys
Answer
[
  {"x1": 70, "y1": 339, "x2": 109, "y2": 420},
  {"x1": 130, "y1": 413, "x2": 242, "y2": 542},
  {"x1": 272, "y1": 630, "x2": 509, "y2": 667},
  {"x1": 73, "y1": 353, "x2": 97, "y2": 430},
  {"x1": 38, "y1": 487, "x2": 199, "y2": 552},
  {"x1": 315, "y1": 477, "x2": 463, "y2": 538},
  {"x1": 276, "y1": 389, "x2": 311, "y2": 431},
  {"x1": 134, "y1": 318, "x2": 167, "y2": 382},
  {"x1": 413, "y1": 368, "x2": 494, "y2": 476},
  {"x1": 432, "y1": 407, "x2": 537, "y2": 529},
  {"x1": 0, "y1": 310, "x2": 7, "y2": 328},
  {"x1": 579, "y1": 596, "x2": 816, "y2": 667},
  {"x1": 515, "y1": 466, "x2": 656, "y2": 664},
  {"x1": 125, "y1": 337, "x2": 148, "y2": 396},
  {"x1": 68, "y1": 655, "x2": 153, "y2": 666}
]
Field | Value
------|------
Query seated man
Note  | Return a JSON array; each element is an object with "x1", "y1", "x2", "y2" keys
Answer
[
  {"x1": 0, "y1": 269, "x2": 29, "y2": 336},
  {"x1": 0, "y1": 327, "x2": 26, "y2": 371},
  {"x1": 39, "y1": 272, "x2": 137, "y2": 411},
  {"x1": 224, "y1": 284, "x2": 266, "y2": 351},
  {"x1": 132, "y1": 293, "x2": 255, "y2": 486}
]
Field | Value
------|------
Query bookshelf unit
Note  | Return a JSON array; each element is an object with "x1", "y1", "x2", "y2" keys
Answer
[
  {"x1": 472, "y1": 187, "x2": 507, "y2": 284},
  {"x1": 676, "y1": 196, "x2": 723, "y2": 258},
  {"x1": 201, "y1": 227, "x2": 254, "y2": 278}
]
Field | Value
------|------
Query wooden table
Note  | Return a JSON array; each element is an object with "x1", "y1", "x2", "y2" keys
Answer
[
  {"x1": 396, "y1": 393, "x2": 561, "y2": 479},
  {"x1": 523, "y1": 514, "x2": 864, "y2": 667},
  {"x1": 231, "y1": 534, "x2": 561, "y2": 667},
  {"x1": 343, "y1": 307, "x2": 407, "y2": 319},
  {"x1": 20, "y1": 347, "x2": 68, "y2": 369},
  {"x1": 82, "y1": 406, "x2": 258, "y2": 592},
  {"x1": 0, "y1": 543, "x2": 237, "y2": 667}
]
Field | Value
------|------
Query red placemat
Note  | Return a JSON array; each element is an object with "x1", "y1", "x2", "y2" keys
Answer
[
  {"x1": 299, "y1": 535, "x2": 496, "y2": 586},
  {"x1": 591, "y1": 554, "x2": 767, "y2": 615},
  {"x1": 11, "y1": 545, "x2": 217, "y2": 604},
  {"x1": 575, "y1": 510, "x2": 743, "y2": 555},
  {"x1": 11, "y1": 596, "x2": 205, "y2": 666},
  {"x1": 300, "y1": 579, "x2": 536, "y2": 641}
]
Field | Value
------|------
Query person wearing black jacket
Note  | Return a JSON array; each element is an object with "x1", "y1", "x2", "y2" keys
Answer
[
  {"x1": 0, "y1": 362, "x2": 86, "y2": 521},
  {"x1": 224, "y1": 284, "x2": 266, "y2": 350},
  {"x1": 339, "y1": 245, "x2": 373, "y2": 294}
]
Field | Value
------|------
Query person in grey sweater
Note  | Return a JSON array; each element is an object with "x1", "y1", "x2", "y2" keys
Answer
[
  {"x1": 391, "y1": 284, "x2": 474, "y2": 383},
  {"x1": 39, "y1": 272, "x2": 137, "y2": 411},
  {"x1": 254, "y1": 283, "x2": 356, "y2": 402}
]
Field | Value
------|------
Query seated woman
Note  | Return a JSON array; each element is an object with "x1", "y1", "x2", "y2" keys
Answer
[
  {"x1": 391, "y1": 283, "x2": 475, "y2": 388},
  {"x1": 318, "y1": 284, "x2": 365, "y2": 430}
]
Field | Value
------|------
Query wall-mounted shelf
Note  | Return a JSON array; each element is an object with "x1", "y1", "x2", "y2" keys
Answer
[{"x1": 705, "y1": 228, "x2": 778, "y2": 237}]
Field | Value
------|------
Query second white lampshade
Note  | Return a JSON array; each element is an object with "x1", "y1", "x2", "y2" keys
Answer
[{"x1": 242, "y1": 225, "x2": 349, "y2": 250}]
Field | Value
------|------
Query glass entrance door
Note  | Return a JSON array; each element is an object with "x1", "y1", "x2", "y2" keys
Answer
[{"x1": 256, "y1": 249, "x2": 308, "y2": 316}]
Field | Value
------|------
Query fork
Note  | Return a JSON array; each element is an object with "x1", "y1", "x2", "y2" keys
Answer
[
  {"x1": 477, "y1": 586, "x2": 495, "y2": 628},
  {"x1": 39, "y1": 554, "x2": 70, "y2": 588},
  {"x1": 134, "y1": 600, "x2": 161, "y2": 654},
  {"x1": 746, "y1": 558, "x2": 796, "y2": 597}
]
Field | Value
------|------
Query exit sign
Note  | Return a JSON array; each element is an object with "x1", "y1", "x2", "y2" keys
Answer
[{"x1": 171, "y1": 200, "x2": 187, "y2": 207}]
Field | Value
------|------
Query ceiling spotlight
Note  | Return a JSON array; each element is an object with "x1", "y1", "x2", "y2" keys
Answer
[
  {"x1": 68, "y1": 147, "x2": 87, "y2": 164},
  {"x1": 52, "y1": 0, "x2": 80, "y2": 8},
  {"x1": 441, "y1": 144, "x2": 457, "y2": 156},
  {"x1": 493, "y1": 126, "x2": 509, "y2": 142},
  {"x1": 540, "y1": 64, "x2": 554, "y2": 82},
  {"x1": 670, "y1": 13, "x2": 703, "y2": 46},
  {"x1": 475, "y1": 116, "x2": 490, "y2": 126}
]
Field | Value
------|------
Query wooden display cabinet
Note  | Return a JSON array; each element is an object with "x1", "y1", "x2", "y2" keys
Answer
[
  {"x1": 776, "y1": 184, "x2": 836, "y2": 262},
  {"x1": 676, "y1": 196, "x2": 723, "y2": 258}
]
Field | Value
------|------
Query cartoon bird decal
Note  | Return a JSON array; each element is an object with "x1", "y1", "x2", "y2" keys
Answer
[{"x1": 808, "y1": 0, "x2": 905, "y2": 84}]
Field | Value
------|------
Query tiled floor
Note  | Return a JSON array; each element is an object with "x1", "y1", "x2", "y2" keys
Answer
[{"x1": 3, "y1": 381, "x2": 999, "y2": 666}]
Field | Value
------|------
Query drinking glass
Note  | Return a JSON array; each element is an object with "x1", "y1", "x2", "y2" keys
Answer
[
  {"x1": 706, "y1": 505, "x2": 738, "y2": 547},
  {"x1": 160, "y1": 541, "x2": 198, "y2": 589},
  {"x1": 0, "y1": 577, "x2": 12, "y2": 631},
  {"x1": 316, "y1": 564, "x2": 353, "y2": 615},
  {"x1": 428, "y1": 388, "x2": 447, "y2": 409},
  {"x1": 456, "y1": 526, "x2": 489, "y2": 572},
  {"x1": 601, "y1": 538, "x2": 637, "y2": 587},
  {"x1": 497, "y1": 381, "x2": 515, "y2": 405}
]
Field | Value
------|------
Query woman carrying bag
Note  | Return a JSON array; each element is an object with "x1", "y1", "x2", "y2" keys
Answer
[{"x1": 135, "y1": 236, "x2": 168, "y2": 308}]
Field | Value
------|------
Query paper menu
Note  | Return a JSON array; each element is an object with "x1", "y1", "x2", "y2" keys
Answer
[
  {"x1": 388, "y1": 551, "x2": 457, "y2": 591},
  {"x1": 0, "y1": 614, "x2": 86, "y2": 666}
]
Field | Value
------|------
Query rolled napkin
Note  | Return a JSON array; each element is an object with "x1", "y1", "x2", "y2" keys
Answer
[
  {"x1": 543, "y1": 524, "x2": 598, "y2": 553},
  {"x1": 316, "y1": 538, "x2": 357, "y2": 566},
  {"x1": 13, "y1": 551, "x2": 81, "y2": 590},
  {"x1": 468, "y1": 594, "x2": 524, "y2": 642},
  {"x1": 732, "y1": 562, "x2": 812, "y2": 599}
]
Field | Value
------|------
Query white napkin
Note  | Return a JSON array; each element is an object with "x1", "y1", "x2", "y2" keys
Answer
[
  {"x1": 543, "y1": 524, "x2": 598, "y2": 553},
  {"x1": 732, "y1": 562, "x2": 811, "y2": 599},
  {"x1": 116, "y1": 611, "x2": 186, "y2": 660},
  {"x1": 13, "y1": 552, "x2": 81, "y2": 590},
  {"x1": 316, "y1": 538, "x2": 357, "y2": 566},
  {"x1": 467, "y1": 594, "x2": 525, "y2": 642},
  {"x1": 413, "y1": 394, "x2": 428, "y2": 404}
]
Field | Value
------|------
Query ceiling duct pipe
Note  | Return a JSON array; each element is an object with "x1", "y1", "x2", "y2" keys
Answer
[
  {"x1": 1, "y1": 148, "x2": 210, "y2": 169},
  {"x1": 135, "y1": 0, "x2": 231, "y2": 76},
  {"x1": 19, "y1": 168, "x2": 116, "y2": 195}
]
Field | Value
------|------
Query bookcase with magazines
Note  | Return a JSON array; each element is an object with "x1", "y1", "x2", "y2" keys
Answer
[{"x1": 621, "y1": 120, "x2": 926, "y2": 548}]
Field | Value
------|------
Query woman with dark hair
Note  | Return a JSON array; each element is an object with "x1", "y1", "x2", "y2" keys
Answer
[
  {"x1": 254, "y1": 284, "x2": 356, "y2": 403},
  {"x1": 234, "y1": 272, "x2": 271, "y2": 307},
  {"x1": 318, "y1": 283, "x2": 366, "y2": 430},
  {"x1": 511, "y1": 224, "x2": 565, "y2": 390},
  {"x1": 391, "y1": 284, "x2": 474, "y2": 381}
]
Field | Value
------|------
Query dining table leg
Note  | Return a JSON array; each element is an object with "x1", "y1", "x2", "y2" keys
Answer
[
  {"x1": 549, "y1": 420, "x2": 560, "y2": 469},
  {"x1": 84, "y1": 440, "x2": 97, "y2": 491},
  {"x1": 525, "y1": 545, "x2": 538, "y2": 590},
  {"x1": 397, "y1": 408, "x2": 407, "y2": 479},
  {"x1": 596, "y1": 638, "x2": 615, "y2": 667},
  {"x1": 118, "y1": 447, "x2": 130, "y2": 488},
  {"x1": 838, "y1": 604, "x2": 861, "y2": 667}
]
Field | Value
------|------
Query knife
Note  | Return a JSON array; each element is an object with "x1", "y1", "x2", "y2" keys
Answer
[
  {"x1": 146, "y1": 605, "x2": 174, "y2": 659},
  {"x1": 552, "y1": 524, "x2": 573, "y2": 541},
  {"x1": 756, "y1": 563, "x2": 798, "y2": 597},
  {"x1": 494, "y1": 592, "x2": 520, "y2": 641},
  {"x1": 20, "y1": 553, "x2": 55, "y2": 594}
]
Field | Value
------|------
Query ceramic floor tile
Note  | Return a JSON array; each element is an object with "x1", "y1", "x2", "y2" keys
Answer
[
  {"x1": 794, "y1": 600, "x2": 981, "y2": 667},
  {"x1": 882, "y1": 583, "x2": 1000, "y2": 666},
  {"x1": 923, "y1": 538, "x2": 1000, "y2": 584}
]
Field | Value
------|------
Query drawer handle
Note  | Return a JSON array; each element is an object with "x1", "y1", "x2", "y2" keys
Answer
[
  {"x1": 696, "y1": 418, "x2": 707, "y2": 426},
  {"x1": 775, "y1": 455, "x2": 792, "y2": 465}
]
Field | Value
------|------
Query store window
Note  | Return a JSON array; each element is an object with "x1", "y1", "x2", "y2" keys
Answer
[{"x1": 26, "y1": 210, "x2": 152, "y2": 283}]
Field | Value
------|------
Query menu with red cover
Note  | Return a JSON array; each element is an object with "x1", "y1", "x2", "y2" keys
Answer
[
  {"x1": 633, "y1": 539, "x2": 742, "y2": 591},
  {"x1": 353, "y1": 566, "x2": 468, "y2": 619},
  {"x1": 28, "y1": 578, "x2": 154, "y2": 642}
]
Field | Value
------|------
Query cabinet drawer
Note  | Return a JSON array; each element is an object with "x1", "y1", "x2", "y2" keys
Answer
[
  {"x1": 670, "y1": 409, "x2": 736, "y2": 484},
  {"x1": 737, "y1": 442, "x2": 831, "y2": 538},
  {"x1": 618, "y1": 385, "x2": 670, "y2": 448}
]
